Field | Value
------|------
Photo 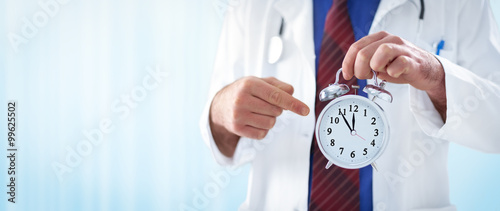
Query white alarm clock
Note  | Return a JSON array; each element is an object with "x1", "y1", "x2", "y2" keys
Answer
[{"x1": 315, "y1": 69, "x2": 393, "y2": 170}]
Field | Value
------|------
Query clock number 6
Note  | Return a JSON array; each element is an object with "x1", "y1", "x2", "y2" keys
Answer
[{"x1": 350, "y1": 151, "x2": 355, "y2": 158}]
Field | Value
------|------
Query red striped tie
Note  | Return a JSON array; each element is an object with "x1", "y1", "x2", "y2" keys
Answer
[{"x1": 309, "y1": 0, "x2": 360, "y2": 210}]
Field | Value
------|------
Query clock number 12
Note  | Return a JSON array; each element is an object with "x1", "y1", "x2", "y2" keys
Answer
[{"x1": 349, "y1": 105, "x2": 358, "y2": 112}]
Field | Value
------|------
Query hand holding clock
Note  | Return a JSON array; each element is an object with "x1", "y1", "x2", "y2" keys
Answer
[{"x1": 341, "y1": 31, "x2": 447, "y2": 120}]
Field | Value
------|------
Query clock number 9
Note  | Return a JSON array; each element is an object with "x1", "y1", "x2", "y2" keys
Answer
[
  {"x1": 330, "y1": 139, "x2": 335, "y2": 146},
  {"x1": 327, "y1": 128, "x2": 332, "y2": 135}
]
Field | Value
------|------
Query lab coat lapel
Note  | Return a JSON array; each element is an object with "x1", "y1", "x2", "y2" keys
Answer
[
  {"x1": 272, "y1": 0, "x2": 413, "y2": 74},
  {"x1": 371, "y1": 0, "x2": 411, "y2": 33},
  {"x1": 273, "y1": 0, "x2": 315, "y2": 76}
]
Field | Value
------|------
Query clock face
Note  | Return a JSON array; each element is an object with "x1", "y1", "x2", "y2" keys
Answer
[{"x1": 315, "y1": 95, "x2": 389, "y2": 169}]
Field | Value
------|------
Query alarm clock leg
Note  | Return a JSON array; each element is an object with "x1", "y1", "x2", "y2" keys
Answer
[
  {"x1": 325, "y1": 161, "x2": 333, "y2": 169},
  {"x1": 371, "y1": 162, "x2": 379, "y2": 172}
]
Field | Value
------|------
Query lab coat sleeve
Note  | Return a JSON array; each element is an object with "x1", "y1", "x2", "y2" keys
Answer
[
  {"x1": 409, "y1": 0, "x2": 500, "y2": 153},
  {"x1": 199, "y1": 2, "x2": 258, "y2": 167}
]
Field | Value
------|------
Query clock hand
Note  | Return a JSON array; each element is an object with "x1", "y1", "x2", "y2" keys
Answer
[
  {"x1": 356, "y1": 134, "x2": 366, "y2": 141},
  {"x1": 352, "y1": 113, "x2": 355, "y2": 131},
  {"x1": 340, "y1": 112, "x2": 353, "y2": 132}
]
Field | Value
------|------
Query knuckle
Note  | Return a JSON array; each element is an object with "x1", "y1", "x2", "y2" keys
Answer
[
  {"x1": 357, "y1": 49, "x2": 369, "y2": 62},
  {"x1": 350, "y1": 43, "x2": 362, "y2": 53},
  {"x1": 269, "y1": 90, "x2": 283, "y2": 105},
  {"x1": 280, "y1": 84, "x2": 294, "y2": 95},
  {"x1": 370, "y1": 61, "x2": 382, "y2": 72},
  {"x1": 239, "y1": 80, "x2": 251, "y2": 90},
  {"x1": 288, "y1": 101, "x2": 298, "y2": 113},
  {"x1": 266, "y1": 76, "x2": 277, "y2": 81},
  {"x1": 239, "y1": 76, "x2": 256, "y2": 90},
  {"x1": 378, "y1": 31, "x2": 389, "y2": 36},
  {"x1": 233, "y1": 93, "x2": 246, "y2": 107},
  {"x1": 231, "y1": 109, "x2": 242, "y2": 122},
  {"x1": 390, "y1": 36, "x2": 404, "y2": 45},
  {"x1": 399, "y1": 56, "x2": 409, "y2": 64},
  {"x1": 379, "y1": 43, "x2": 392, "y2": 52}
]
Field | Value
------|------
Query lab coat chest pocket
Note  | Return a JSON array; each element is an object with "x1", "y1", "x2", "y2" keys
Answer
[
  {"x1": 436, "y1": 46, "x2": 457, "y2": 63},
  {"x1": 415, "y1": 38, "x2": 457, "y2": 63}
]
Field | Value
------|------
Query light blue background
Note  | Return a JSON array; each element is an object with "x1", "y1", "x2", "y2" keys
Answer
[{"x1": 0, "y1": 0, "x2": 499, "y2": 210}]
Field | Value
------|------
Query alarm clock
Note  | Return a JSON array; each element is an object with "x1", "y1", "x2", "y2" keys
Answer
[{"x1": 315, "y1": 68, "x2": 393, "y2": 170}]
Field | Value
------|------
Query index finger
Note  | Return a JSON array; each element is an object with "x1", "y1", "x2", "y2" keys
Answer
[{"x1": 251, "y1": 80, "x2": 310, "y2": 116}]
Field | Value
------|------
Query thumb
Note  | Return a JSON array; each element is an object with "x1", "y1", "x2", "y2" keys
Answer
[{"x1": 261, "y1": 77, "x2": 294, "y2": 95}]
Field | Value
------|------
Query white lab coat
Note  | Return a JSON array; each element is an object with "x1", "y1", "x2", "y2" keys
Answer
[{"x1": 200, "y1": 0, "x2": 500, "y2": 210}]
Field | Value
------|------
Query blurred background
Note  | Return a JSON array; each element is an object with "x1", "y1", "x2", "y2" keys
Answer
[{"x1": 0, "y1": 0, "x2": 499, "y2": 210}]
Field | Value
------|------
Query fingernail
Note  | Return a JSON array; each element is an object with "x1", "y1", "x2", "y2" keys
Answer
[
  {"x1": 394, "y1": 68, "x2": 406, "y2": 78},
  {"x1": 301, "y1": 107, "x2": 310, "y2": 116}
]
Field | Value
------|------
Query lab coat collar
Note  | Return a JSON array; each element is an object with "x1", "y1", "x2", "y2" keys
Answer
[
  {"x1": 271, "y1": 0, "x2": 417, "y2": 76},
  {"x1": 371, "y1": 0, "x2": 416, "y2": 32}
]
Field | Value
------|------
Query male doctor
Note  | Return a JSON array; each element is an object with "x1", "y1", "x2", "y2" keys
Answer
[{"x1": 200, "y1": 0, "x2": 500, "y2": 210}]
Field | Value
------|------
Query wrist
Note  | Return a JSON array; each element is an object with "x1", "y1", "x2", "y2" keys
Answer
[
  {"x1": 209, "y1": 91, "x2": 240, "y2": 158},
  {"x1": 424, "y1": 55, "x2": 447, "y2": 121},
  {"x1": 424, "y1": 54, "x2": 445, "y2": 94}
]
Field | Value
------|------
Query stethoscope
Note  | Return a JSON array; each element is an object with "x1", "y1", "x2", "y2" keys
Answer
[
  {"x1": 267, "y1": 0, "x2": 427, "y2": 64},
  {"x1": 267, "y1": 18, "x2": 285, "y2": 64}
]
